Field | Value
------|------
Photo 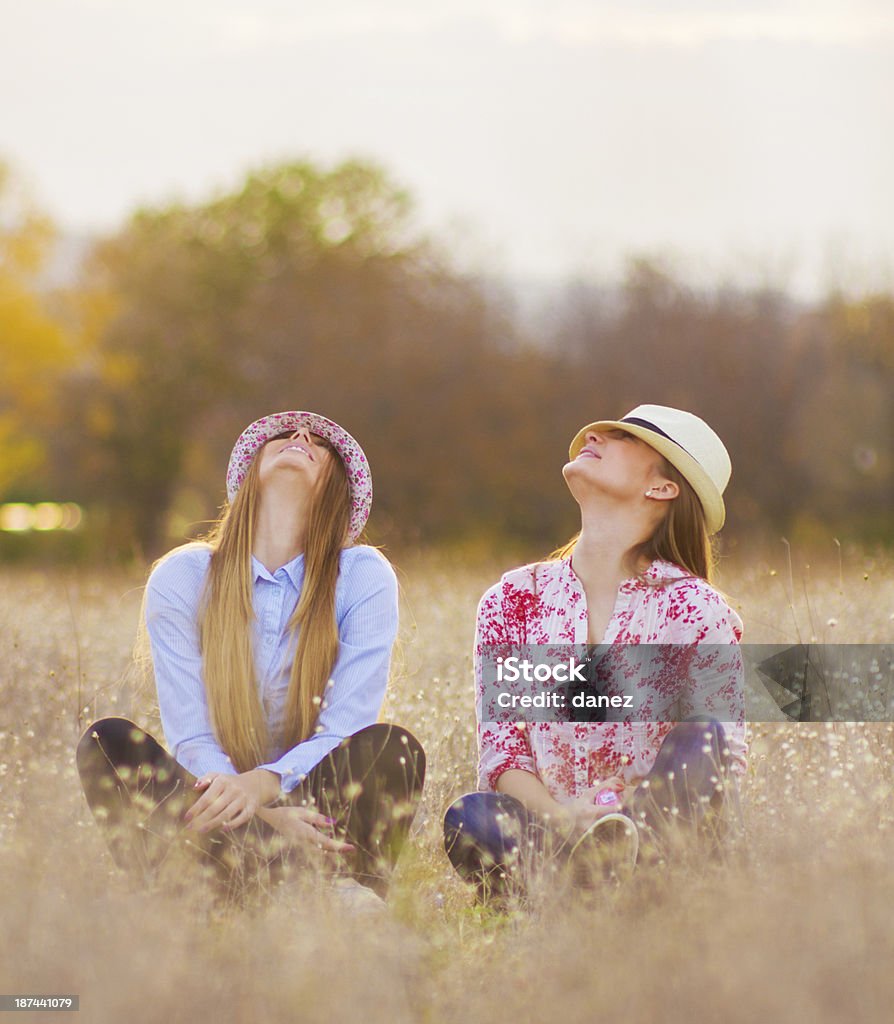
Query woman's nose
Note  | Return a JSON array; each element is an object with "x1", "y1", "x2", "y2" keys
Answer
[
  {"x1": 586, "y1": 430, "x2": 603, "y2": 445},
  {"x1": 289, "y1": 428, "x2": 311, "y2": 443}
]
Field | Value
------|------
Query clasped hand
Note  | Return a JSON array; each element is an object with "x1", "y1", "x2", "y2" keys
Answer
[
  {"x1": 256, "y1": 806, "x2": 355, "y2": 854},
  {"x1": 562, "y1": 776, "x2": 628, "y2": 838},
  {"x1": 184, "y1": 768, "x2": 281, "y2": 833},
  {"x1": 184, "y1": 769, "x2": 354, "y2": 853}
]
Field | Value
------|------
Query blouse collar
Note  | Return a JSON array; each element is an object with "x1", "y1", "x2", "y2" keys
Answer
[{"x1": 564, "y1": 555, "x2": 692, "y2": 594}]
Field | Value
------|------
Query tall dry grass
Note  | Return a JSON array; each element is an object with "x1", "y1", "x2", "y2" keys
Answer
[{"x1": 1, "y1": 543, "x2": 893, "y2": 1023}]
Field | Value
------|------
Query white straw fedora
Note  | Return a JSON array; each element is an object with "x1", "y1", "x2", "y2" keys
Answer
[{"x1": 568, "y1": 404, "x2": 731, "y2": 534}]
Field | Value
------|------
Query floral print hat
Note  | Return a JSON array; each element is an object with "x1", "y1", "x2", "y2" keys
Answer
[{"x1": 226, "y1": 411, "x2": 372, "y2": 541}]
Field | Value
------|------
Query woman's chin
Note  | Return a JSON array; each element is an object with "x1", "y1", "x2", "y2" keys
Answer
[
  {"x1": 562, "y1": 459, "x2": 595, "y2": 495},
  {"x1": 561, "y1": 459, "x2": 582, "y2": 482}
]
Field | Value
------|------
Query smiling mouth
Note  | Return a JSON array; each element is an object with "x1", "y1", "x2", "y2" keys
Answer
[
  {"x1": 577, "y1": 448, "x2": 601, "y2": 459},
  {"x1": 280, "y1": 444, "x2": 314, "y2": 460}
]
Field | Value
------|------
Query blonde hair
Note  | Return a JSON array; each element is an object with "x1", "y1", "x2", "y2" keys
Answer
[
  {"x1": 196, "y1": 443, "x2": 351, "y2": 772},
  {"x1": 550, "y1": 455, "x2": 716, "y2": 583}
]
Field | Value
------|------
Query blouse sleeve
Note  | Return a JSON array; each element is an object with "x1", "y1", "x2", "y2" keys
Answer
[
  {"x1": 676, "y1": 584, "x2": 748, "y2": 777},
  {"x1": 257, "y1": 548, "x2": 399, "y2": 793},
  {"x1": 475, "y1": 582, "x2": 537, "y2": 791},
  {"x1": 145, "y1": 547, "x2": 237, "y2": 779}
]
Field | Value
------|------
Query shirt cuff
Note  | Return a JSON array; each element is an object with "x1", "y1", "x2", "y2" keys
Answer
[
  {"x1": 175, "y1": 742, "x2": 237, "y2": 780},
  {"x1": 255, "y1": 763, "x2": 302, "y2": 795},
  {"x1": 257, "y1": 736, "x2": 343, "y2": 794}
]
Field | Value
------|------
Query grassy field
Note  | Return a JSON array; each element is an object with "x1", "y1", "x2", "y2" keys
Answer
[{"x1": 1, "y1": 542, "x2": 893, "y2": 1023}]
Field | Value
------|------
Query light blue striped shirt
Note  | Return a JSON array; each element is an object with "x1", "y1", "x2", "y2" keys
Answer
[{"x1": 144, "y1": 543, "x2": 398, "y2": 793}]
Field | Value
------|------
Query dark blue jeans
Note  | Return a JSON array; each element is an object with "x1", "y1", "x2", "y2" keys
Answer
[{"x1": 444, "y1": 719, "x2": 740, "y2": 895}]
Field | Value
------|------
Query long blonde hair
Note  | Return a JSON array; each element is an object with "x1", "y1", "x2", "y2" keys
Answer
[
  {"x1": 551, "y1": 455, "x2": 716, "y2": 582},
  {"x1": 199, "y1": 440, "x2": 351, "y2": 772}
]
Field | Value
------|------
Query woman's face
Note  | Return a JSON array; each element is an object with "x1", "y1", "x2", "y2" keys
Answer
[
  {"x1": 256, "y1": 428, "x2": 335, "y2": 494},
  {"x1": 563, "y1": 428, "x2": 677, "y2": 507}
]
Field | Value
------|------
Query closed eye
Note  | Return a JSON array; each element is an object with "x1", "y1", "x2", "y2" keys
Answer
[{"x1": 310, "y1": 433, "x2": 335, "y2": 452}]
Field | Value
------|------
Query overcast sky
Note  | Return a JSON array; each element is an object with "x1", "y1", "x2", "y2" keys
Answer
[{"x1": 2, "y1": 0, "x2": 892, "y2": 296}]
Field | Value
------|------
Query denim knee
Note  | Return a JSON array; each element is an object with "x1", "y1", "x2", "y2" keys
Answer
[
  {"x1": 443, "y1": 793, "x2": 491, "y2": 857},
  {"x1": 443, "y1": 792, "x2": 527, "y2": 858},
  {"x1": 677, "y1": 717, "x2": 730, "y2": 769}
]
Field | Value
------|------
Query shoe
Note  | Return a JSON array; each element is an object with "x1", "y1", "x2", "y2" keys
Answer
[
  {"x1": 329, "y1": 877, "x2": 387, "y2": 915},
  {"x1": 568, "y1": 813, "x2": 639, "y2": 887}
]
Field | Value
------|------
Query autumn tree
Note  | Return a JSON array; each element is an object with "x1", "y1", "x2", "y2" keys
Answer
[
  {"x1": 551, "y1": 257, "x2": 814, "y2": 535},
  {"x1": 46, "y1": 164, "x2": 894, "y2": 555},
  {"x1": 823, "y1": 293, "x2": 894, "y2": 525},
  {"x1": 0, "y1": 162, "x2": 71, "y2": 498},
  {"x1": 57, "y1": 159, "x2": 540, "y2": 554}
]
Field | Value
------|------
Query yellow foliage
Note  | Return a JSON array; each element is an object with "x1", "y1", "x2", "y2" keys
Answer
[
  {"x1": 0, "y1": 164, "x2": 74, "y2": 494},
  {"x1": 85, "y1": 400, "x2": 116, "y2": 440},
  {"x1": 0, "y1": 412, "x2": 44, "y2": 485},
  {"x1": 102, "y1": 350, "x2": 139, "y2": 389},
  {"x1": 68, "y1": 286, "x2": 118, "y2": 359}
]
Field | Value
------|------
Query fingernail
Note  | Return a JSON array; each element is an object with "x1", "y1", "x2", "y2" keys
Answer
[{"x1": 325, "y1": 817, "x2": 336, "y2": 824}]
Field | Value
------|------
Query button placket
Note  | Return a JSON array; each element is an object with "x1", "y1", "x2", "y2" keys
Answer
[
  {"x1": 574, "y1": 725, "x2": 586, "y2": 792},
  {"x1": 259, "y1": 577, "x2": 284, "y2": 705}
]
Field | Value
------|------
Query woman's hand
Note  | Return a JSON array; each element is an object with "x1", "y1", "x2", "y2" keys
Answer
[
  {"x1": 256, "y1": 806, "x2": 356, "y2": 854},
  {"x1": 562, "y1": 776, "x2": 628, "y2": 838},
  {"x1": 185, "y1": 768, "x2": 282, "y2": 834},
  {"x1": 578, "y1": 775, "x2": 626, "y2": 806},
  {"x1": 589, "y1": 774, "x2": 626, "y2": 795},
  {"x1": 495, "y1": 768, "x2": 627, "y2": 841}
]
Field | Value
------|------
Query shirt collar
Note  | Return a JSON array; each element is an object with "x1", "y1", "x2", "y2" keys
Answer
[
  {"x1": 564, "y1": 555, "x2": 692, "y2": 592},
  {"x1": 640, "y1": 559, "x2": 692, "y2": 584},
  {"x1": 251, "y1": 551, "x2": 306, "y2": 587}
]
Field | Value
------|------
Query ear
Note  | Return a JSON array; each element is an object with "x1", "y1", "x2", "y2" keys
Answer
[{"x1": 645, "y1": 480, "x2": 679, "y2": 502}]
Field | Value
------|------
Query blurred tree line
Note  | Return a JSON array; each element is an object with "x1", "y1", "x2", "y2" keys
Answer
[{"x1": 1, "y1": 157, "x2": 891, "y2": 559}]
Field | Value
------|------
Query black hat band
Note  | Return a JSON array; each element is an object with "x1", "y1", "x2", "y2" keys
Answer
[{"x1": 620, "y1": 417, "x2": 695, "y2": 460}]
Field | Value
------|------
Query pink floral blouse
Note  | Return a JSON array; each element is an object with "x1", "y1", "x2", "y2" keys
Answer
[{"x1": 475, "y1": 557, "x2": 747, "y2": 803}]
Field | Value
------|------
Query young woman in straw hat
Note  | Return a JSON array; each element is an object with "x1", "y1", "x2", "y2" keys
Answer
[
  {"x1": 444, "y1": 405, "x2": 746, "y2": 898},
  {"x1": 77, "y1": 411, "x2": 425, "y2": 904}
]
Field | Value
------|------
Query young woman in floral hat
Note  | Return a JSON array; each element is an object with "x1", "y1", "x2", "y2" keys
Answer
[{"x1": 77, "y1": 411, "x2": 425, "y2": 904}]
